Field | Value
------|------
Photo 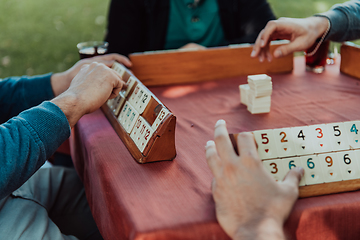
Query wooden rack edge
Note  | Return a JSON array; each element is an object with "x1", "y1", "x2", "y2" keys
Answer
[{"x1": 129, "y1": 43, "x2": 293, "y2": 86}]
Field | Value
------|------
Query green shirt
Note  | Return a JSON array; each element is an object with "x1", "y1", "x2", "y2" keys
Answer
[{"x1": 164, "y1": 0, "x2": 227, "y2": 49}]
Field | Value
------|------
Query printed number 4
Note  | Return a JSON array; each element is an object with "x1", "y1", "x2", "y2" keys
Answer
[
  {"x1": 351, "y1": 124, "x2": 359, "y2": 134},
  {"x1": 298, "y1": 130, "x2": 305, "y2": 140}
]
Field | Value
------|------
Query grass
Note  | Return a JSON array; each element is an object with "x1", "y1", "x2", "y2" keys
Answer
[{"x1": 0, "y1": 0, "x2": 349, "y2": 78}]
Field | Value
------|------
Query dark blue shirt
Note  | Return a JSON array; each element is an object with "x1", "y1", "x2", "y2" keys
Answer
[{"x1": 0, "y1": 74, "x2": 70, "y2": 199}]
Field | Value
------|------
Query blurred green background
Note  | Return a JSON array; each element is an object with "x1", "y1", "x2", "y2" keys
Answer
[{"x1": 0, "y1": 0, "x2": 349, "y2": 78}]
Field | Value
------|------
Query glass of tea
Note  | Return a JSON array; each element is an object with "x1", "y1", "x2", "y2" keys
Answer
[
  {"x1": 305, "y1": 40, "x2": 330, "y2": 73},
  {"x1": 77, "y1": 41, "x2": 109, "y2": 59}
]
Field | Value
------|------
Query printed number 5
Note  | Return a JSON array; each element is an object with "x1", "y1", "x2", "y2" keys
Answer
[
  {"x1": 333, "y1": 125, "x2": 341, "y2": 136},
  {"x1": 261, "y1": 133, "x2": 269, "y2": 144}
]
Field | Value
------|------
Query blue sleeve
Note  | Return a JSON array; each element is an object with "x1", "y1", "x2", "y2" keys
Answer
[
  {"x1": 0, "y1": 101, "x2": 70, "y2": 200},
  {"x1": 0, "y1": 73, "x2": 54, "y2": 123},
  {"x1": 315, "y1": 0, "x2": 360, "y2": 42}
]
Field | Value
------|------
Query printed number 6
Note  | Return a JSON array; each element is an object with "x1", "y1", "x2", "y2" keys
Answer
[
  {"x1": 289, "y1": 160, "x2": 296, "y2": 169},
  {"x1": 307, "y1": 158, "x2": 315, "y2": 169}
]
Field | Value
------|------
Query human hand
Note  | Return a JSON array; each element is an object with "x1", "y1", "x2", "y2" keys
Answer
[
  {"x1": 250, "y1": 16, "x2": 329, "y2": 62},
  {"x1": 179, "y1": 43, "x2": 206, "y2": 50},
  {"x1": 51, "y1": 53, "x2": 131, "y2": 96},
  {"x1": 205, "y1": 119, "x2": 304, "y2": 240},
  {"x1": 51, "y1": 62, "x2": 125, "y2": 128}
]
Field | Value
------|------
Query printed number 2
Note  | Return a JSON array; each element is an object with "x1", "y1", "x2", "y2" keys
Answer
[{"x1": 280, "y1": 132, "x2": 288, "y2": 143}]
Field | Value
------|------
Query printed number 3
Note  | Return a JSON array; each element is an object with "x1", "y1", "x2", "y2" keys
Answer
[
  {"x1": 316, "y1": 128, "x2": 323, "y2": 138},
  {"x1": 270, "y1": 163, "x2": 278, "y2": 174}
]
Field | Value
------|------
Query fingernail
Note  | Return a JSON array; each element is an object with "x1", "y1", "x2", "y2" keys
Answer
[
  {"x1": 259, "y1": 55, "x2": 264, "y2": 62},
  {"x1": 250, "y1": 50, "x2": 256, "y2": 57},
  {"x1": 267, "y1": 55, "x2": 272, "y2": 62},
  {"x1": 215, "y1": 119, "x2": 226, "y2": 128},
  {"x1": 205, "y1": 140, "x2": 215, "y2": 148},
  {"x1": 274, "y1": 49, "x2": 282, "y2": 58}
]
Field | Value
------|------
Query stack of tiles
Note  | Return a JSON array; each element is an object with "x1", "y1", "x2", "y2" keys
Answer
[{"x1": 239, "y1": 74, "x2": 272, "y2": 114}]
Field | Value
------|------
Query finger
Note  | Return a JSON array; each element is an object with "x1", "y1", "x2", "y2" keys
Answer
[
  {"x1": 214, "y1": 119, "x2": 237, "y2": 161},
  {"x1": 93, "y1": 54, "x2": 132, "y2": 67},
  {"x1": 264, "y1": 44, "x2": 273, "y2": 62},
  {"x1": 112, "y1": 73, "x2": 125, "y2": 91},
  {"x1": 273, "y1": 37, "x2": 309, "y2": 58},
  {"x1": 107, "y1": 54, "x2": 132, "y2": 67},
  {"x1": 258, "y1": 49, "x2": 265, "y2": 63},
  {"x1": 282, "y1": 167, "x2": 304, "y2": 189},
  {"x1": 205, "y1": 140, "x2": 222, "y2": 177},
  {"x1": 251, "y1": 29, "x2": 265, "y2": 57},
  {"x1": 251, "y1": 21, "x2": 278, "y2": 58},
  {"x1": 237, "y1": 132, "x2": 259, "y2": 161},
  {"x1": 260, "y1": 20, "x2": 279, "y2": 47},
  {"x1": 211, "y1": 178, "x2": 216, "y2": 192}
]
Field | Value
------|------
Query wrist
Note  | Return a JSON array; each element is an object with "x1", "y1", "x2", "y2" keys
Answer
[
  {"x1": 50, "y1": 92, "x2": 84, "y2": 128},
  {"x1": 233, "y1": 218, "x2": 285, "y2": 240},
  {"x1": 309, "y1": 16, "x2": 330, "y2": 39}
]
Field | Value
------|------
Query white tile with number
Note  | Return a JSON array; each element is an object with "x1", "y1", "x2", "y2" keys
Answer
[
  {"x1": 130, "y1": 116, "x2": 145, "y2": 147},
  {"x1": 308, "y1": 124, "x2": 332, "y2": 153},
  {"x1": 128, "y1": 85, "x2": 142, "y2": 107},
  {"x1": 253, "y1": 130, "x2": 278, "y2": 160},
  {"x1": 112, "y1": 62, "x2": 127, "y2": 77},
  {"x1": 119, "y1": 103, "x2": 139, "y2": 133},
  {"x1": 291, "y1": 126, "x2": 315, "y2": 156},
  {"x1": 273, "y1": 128, "x2": 296, "y2": 158},
  {"x1": 152, "y1": 107, "x2": 170, "y2": 131},
  {"x1": 326, "y1": 122, "x2": 350, "y2": 151},
  {"x1": 281, "y1": 157, "x2": 306, "y2": 186},
  {"x1": 137, "y1": 121, "x2": 154, "y2": 152},
  {"x1": 300, "y1": 155, "x2": 325, "y2": 185},
  {"x1": 112, "y1": 92, "x2": 126, "y2": 116},
  {"x1": 263, "y1": 159, "x2": 286, "y2": 182},
  {"x1": 136, "y1": 90, "x2": 151, "y2": 114},
  {"x1": 317, "y1": 153, "x2": 342, "y2": 183},
  {"x1": 344, "y1": 121, "x2": 360, "y2": 149},
  {"x1": 118, "y1": 102, "x2": 130, "y2": 123},
  {"x1": 337, "y1": 151, "x2": 360, "y2": 180}
]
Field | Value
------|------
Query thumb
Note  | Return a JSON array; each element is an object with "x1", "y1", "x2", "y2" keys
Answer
[{"x1": 273, "y1": 37, "x2": 309, "y2": 58}]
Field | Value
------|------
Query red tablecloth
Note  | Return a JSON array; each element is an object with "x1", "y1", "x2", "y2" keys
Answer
[{"x1": 70, "y1": 57, "x2": 360, "y2": 240}]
